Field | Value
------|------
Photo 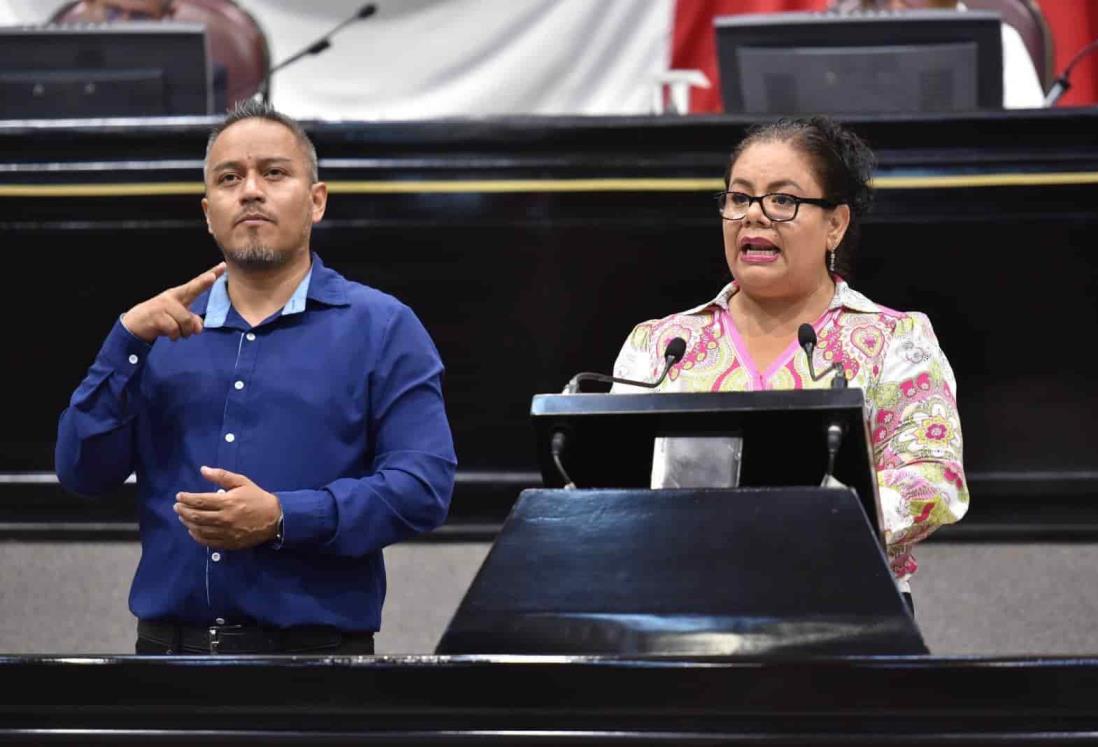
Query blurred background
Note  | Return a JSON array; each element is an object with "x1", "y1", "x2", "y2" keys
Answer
[{"x1": 1, "y1": 0, "x2": 1095, "y2": 119}]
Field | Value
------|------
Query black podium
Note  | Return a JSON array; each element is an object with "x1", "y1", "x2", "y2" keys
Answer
[
  {"x1": 437, "y1": 390, "x2": 925, "y2": 656},
  {"x1": 532, "y1": 389, "x2": 883, "y2": 540}
]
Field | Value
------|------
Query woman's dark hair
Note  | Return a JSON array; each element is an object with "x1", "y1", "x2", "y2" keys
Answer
[{"x1": 723, "y1": 116, "x2": 876, "y2": 278}]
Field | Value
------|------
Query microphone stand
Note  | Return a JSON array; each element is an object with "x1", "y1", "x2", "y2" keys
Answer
[
  {"x1": 260, "y1": 4, "x2": 377, "y2": 104},
  {"x1": 1045, "y1": 37, "x2": 1098, "y2": 108},
  {"x1": 799, "y1": 340, "x2": 848, "y2": 390},
  {"x1": 822, "y1": 422, "x2": 845, "y2": 487},
  {"x1": 797, "y1": 323, "x2": 849, "y2": 485},
  {"x1": 555, "y1": 339, "x2": 686, "y2": 487},
  {"x1": 565, "y1": 339, "x2": 686, "y2": 394},
  {"x1": 564, "y1": 360, "x2": 676, "y2": 394}
]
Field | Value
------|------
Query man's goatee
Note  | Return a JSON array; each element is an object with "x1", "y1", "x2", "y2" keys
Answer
[{"x1": 223, "y1": 244, "x2": 289, "y2": 269}]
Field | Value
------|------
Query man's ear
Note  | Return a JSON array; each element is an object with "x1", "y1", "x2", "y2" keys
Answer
[
  {"x1": 201, "y1": 196, "x2": 212, "y2": 235},
  {"x1": 310, "y1": 182, "x2": 328, "y2": 224}
]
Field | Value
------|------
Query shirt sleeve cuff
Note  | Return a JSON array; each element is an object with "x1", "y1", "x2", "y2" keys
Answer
[
  {"x1": 878, "y1": 483, "x2": 911, "y2": 546},
  {"x1": 99, "y1": 316, "x2": 153, "y2": 370},
  {"x1": 274, "y1": 488, "x2": 337, "y2": 547}
]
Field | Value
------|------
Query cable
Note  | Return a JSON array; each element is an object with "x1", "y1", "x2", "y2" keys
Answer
[
  {"x1": 550, "y1": 431, "x2": 576, "y2": 490},
  {"x1": 1044, "y1": 37, "x2": 1098, "y2": 107},
  {"x1": 822, "y1": 423, "x2": 844, "y2": 486}
]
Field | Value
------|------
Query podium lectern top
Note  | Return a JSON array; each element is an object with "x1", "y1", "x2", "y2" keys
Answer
[{"x1": 531, "y1": 389, "x2": 882, "y2": 543}]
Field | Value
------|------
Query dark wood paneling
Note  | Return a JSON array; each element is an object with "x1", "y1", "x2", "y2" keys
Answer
[{"x1": 3, "y1": 110, "x2": 1098, "y2": 535}]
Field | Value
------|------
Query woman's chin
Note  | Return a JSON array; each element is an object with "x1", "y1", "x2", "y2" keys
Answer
[
  {"x1": 733, "y1": 261, "x2": 784, "y2": 282},
  {"x1": 732, "y1": 265, "x2": 797, "y2": 298}
]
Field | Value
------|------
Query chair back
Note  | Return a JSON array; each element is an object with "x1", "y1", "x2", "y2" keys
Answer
[{"x1": 965, "y1": 0, "x2": 1054, "y2": 88}]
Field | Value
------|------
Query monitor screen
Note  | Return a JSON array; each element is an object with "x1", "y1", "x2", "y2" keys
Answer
[
  {"x1": 0, "y1": 22, "x2": 211, "y2": 118},
  {"x1": 715, "y1": 10, "x2": 1003, "y2": 115}
]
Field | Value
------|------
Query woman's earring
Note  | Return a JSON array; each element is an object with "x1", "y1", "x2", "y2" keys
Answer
[{"x1": 828, "y1": 248, "x2": 836, "y2": 273}]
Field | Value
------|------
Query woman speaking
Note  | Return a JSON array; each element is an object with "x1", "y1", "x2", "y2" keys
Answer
[{"x1": 611, "y1": 117, "x2": 968, "y2": 595}]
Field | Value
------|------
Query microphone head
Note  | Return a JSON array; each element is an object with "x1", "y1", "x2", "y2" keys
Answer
[
  {"x1": 357, "y1": 3, "x2": 377, "y2": 18},
  {"x1": 797, "y1": 323, "x2": 817, "y2": 351},
  {"x1": 664, "y1": 337, "x2": 687, "y2": 364}
]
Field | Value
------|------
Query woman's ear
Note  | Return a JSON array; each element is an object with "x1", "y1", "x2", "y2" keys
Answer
[{"x1": 828, "y1": 203, "x2": 851, "y2": 249}]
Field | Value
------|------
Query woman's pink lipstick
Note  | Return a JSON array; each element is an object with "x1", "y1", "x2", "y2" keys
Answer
[{"x1": 738, "y1": 237, "x2": 780, "y2": 264}]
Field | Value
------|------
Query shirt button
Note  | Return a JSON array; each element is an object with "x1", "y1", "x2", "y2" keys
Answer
[
  {"x1": 234, "y1": 380, "x2": 244, "y2": 390},
  {"x1": 215, "y1": 617, "x2": 226, "y2": 625},
  {"x1": 224, "y1": 433, "x2": 235, "y2": 443},
  {"x1": 128, "y1": 354, "x2": 139, "y2": 365},
  {"x1": 245, "y1": 332, "x2": 256, "y2": 341},
  {"x1": 211, "y1": 552, "x2": 221, "y2": 562}
]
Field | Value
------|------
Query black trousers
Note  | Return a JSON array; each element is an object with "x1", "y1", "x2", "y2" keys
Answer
[{"x1": 136, "y1": 620, "x2": 375, "y2": 655}]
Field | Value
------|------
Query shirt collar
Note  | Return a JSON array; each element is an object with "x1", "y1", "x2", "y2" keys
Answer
[
  {"x1": 828, "y1": 279, "x2": 883, "y2": 314},
  {"x1": 201, "y1": 272, "x2": 234, "y2": 328},
  {"x1": 686, "y1": 276, "x2": 883, "y2": 316},
  {"x1": 197, "y1": 252, "x2": 349, "y2": 329}
]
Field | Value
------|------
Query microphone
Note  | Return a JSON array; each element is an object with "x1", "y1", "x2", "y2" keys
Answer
[
  {"x1": 822, "y1": 421, "x2": 845, "y2": 486},
  {"x1": 550, "y1": 431, "x2": 576, "y2": 490},
  {"x1": 564, "y1": 337, "x2": 687, "y2": 394},
  {"x1": 797, "y1": 323, "x2": 847, "y2": 389},
  {"x1": 260, "y1": 4, "x2": 378, "y2": 103},
  {"x1": 1044, "y1": 37, "x2": 1098, "y2": 107}
]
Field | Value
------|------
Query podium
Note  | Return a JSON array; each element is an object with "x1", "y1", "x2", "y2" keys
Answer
[
  {"x1": 531, "y1": 389, "x2": 884, "y2": 540},
  {"x1": 437, "y1": 389, "x2": 926, "y2": 656}
]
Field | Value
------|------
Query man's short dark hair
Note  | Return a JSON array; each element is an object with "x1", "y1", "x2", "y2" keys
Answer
[{"x1": 204, "y1": 99, "x2": 319, "y2": 183}]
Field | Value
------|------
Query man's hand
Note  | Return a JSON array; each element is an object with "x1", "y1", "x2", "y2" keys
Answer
[
  {"x1": 121, "y1": 262, "x2": 226, "y2": 343},
  {"x1": 174, "y1": 466, "x2": 282, "y2": 550}
]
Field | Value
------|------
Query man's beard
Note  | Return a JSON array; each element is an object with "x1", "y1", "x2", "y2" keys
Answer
[{"x1": 221, "y1": 241, "x2": 290, "y2": 269}]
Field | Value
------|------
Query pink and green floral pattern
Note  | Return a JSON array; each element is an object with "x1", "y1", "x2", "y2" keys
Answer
[{"x1": 611, "y1": 280, "x2": 969, "y2": 587}]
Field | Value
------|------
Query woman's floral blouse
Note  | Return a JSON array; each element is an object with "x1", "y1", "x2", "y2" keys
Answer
[{"x1": 611, "y1": 279, "x2": 969, "y2": 587}]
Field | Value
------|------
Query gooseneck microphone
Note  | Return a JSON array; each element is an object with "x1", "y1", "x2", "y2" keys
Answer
[
  {"x1": 797, "y1": 323, "x2": 847, "y2": 389},
  {"x1": 797, "y1": 324, "x2": 849, "y2": 484},
  {"x1": 261, "y1": 4, "x2": 378, "y2": 103},
  {"x1": 1044, "y1": 37, "x2": 1098, "y2": 107},
  {"x1": 555, "y1": 337, "x2": 687, "y2": 488},
  {"x1": 564, "y1": 337, "x2": 687, "y2": 394},
  {"x1": 823, "y1": 421, "x2": 844, "y2": 486},
  {"x1": 550, "y1": 431, "x2": 576, "y2": 490}
]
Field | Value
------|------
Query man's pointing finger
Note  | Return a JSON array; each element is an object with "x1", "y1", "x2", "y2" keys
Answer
[{"x1": 174, "y1": 262, "x2": 227, "y2": 305}]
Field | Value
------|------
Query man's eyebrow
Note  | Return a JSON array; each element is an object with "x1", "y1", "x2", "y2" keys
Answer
[
  {"x1": 209, "y1": 156, "x2": 295, "y2": 173},
  {"x1": 209, "y1": 159, "x2": 242, "y2": 174}
]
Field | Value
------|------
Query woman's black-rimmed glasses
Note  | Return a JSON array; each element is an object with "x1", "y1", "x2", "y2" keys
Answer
[{"x1": 715, "y1": 191, "x2": 840, "y2": 222}]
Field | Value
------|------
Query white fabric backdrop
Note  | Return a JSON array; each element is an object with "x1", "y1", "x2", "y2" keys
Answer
[{"x1": 0, "y1": 0, "x2": 674, "y2": 120}]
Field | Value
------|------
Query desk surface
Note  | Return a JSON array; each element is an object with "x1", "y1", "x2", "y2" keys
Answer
[{"x1": 2, "y1": 653, "x2": 1098, "y2": 743}]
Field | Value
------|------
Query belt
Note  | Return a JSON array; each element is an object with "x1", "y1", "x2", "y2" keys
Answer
[{"x1": 137, "y1": 619, "x2": 371, "y2": 654}]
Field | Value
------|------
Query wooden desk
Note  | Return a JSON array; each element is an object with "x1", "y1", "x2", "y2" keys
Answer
[{"x1": 2, "y1": 654, "x2": 1097, "y2": 743}]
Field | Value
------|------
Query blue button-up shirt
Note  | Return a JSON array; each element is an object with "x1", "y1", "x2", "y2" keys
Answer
[{"x1": 56, "y1": 254, "x2": 456, "y2": 631}]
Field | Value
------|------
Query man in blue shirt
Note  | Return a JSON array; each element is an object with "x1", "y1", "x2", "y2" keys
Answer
[{"x1": 56, "y1": 100, "x2": 457, "y2": 654}]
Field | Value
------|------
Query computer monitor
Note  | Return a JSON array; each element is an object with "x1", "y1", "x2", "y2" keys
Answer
[
  {"x1": 0, "y1": 22, "x2": 211, "y2": 119},
  {"x1": 715, "y1": 10, "x2": 1003, "y2": 115}
]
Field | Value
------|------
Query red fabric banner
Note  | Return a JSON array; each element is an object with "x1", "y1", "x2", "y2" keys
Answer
[
  {"x1": 672, "y1": 0, "x2": 1098, "y2": 112},
  {"x1": 1039, "y1": 0, "x2": 1098, "y2": 107}
]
